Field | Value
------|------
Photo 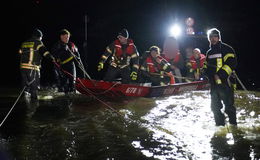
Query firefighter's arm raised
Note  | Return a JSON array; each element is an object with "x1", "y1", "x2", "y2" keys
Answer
[{"x1": 98, "y1": 43, "x2": 114, "y2": 71}]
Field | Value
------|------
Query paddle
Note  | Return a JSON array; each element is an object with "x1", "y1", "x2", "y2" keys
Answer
[{"x1": 149, "y1": 72, "x2": 196, "y2": 82}]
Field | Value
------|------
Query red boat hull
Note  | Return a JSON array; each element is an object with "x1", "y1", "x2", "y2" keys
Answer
[{"x1": 75, "y1": 79, "x2": 209, "y2": 98}]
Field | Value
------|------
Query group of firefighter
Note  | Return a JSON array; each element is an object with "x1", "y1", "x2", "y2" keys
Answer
[
  {"x1": 19, "y1": 27, "x2": 238, "y2": 127},
  {"x1": 97, "y1": 28, "x2": 206, "y2": 86}
]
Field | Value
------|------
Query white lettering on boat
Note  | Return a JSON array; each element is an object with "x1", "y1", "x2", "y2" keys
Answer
[
  {"x1": 163, "y1": 87, "x2": 176, "y2": 95},
  {"x1": 126, "y1": 87, "x2": 137, "y2": 94},
  {"x1": 178, "y1": 85, "x2": 198, "y2": 92}
]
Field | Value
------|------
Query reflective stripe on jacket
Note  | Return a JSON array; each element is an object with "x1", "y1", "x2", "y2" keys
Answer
[
  {"x1": 205, "y1": 41, "x2": 237, "y2": 84},
  {"x1": 20, "y1": 38, "x2": 49, "y2": 70}
]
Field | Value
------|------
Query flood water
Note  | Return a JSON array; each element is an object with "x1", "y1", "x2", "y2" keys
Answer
[{"x1": 0, "y1": 88, "x2": 259, "y2": 160}]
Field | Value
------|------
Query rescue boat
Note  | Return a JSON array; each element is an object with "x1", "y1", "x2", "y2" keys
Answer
[{"x1": 75, "y1": 78, "x2": 209, "y2": 98}]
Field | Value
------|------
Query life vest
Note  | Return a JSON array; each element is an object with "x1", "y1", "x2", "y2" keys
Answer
[
  {"x1": 189, "y1": 54, "x2": 206, "y2": 70},
  {"x1": 145, "y1": 55, "x2": 175, "y2": 84},
  {"x1": 114, "y1": 39, "x2": 135, "y2": 57},
  {"x1": 146, "y1": 56, "x2": 164, "y2": 73}
]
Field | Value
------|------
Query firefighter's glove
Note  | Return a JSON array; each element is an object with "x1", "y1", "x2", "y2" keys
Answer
[
  {"x1": 160, "y1": 71, "x2": 164, "y2": 78},
  {"x1": 214, "y1": 74, "x2": 222, "y2": 85},
  {"x1": 130, "y1": 71, "x2": 138, "y2": 81},
  {"x1": 97, "y1": 62, "x2": 104, "y2": 71}
]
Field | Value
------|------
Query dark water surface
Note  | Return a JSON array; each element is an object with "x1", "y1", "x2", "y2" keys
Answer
[{"x1": 0, "y1": 88, "x2": 259, "y2": 160}]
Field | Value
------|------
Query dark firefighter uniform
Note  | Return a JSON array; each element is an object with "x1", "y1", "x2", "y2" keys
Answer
[
  {"x1": 140, "y1": 46, "x2": 175, "y2": 86},
  {"x1": 52, "y1": 40, "x2": 80, "y2": 93},
  {"x1": 98, "y1": 29, "x2": 139, "y2": 84},
  {"x1": 19, "y1": 29, "x2": 54, "y2": 99},
  {"x1": 205, "y1": 28, "x2": 237, "y2": 126}
]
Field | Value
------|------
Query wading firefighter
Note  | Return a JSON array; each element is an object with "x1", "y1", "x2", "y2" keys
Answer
[
  {"x1": 52, "y1": 29, "x2": 82, "y2": 94},
  {"x1": 205, "y1": 28, "x2": 237, "y2": 126},
  {"x1": 97, "y1": 29, "x2": 139, "y2": 84},
  {"x1": 19, "y1": 28, "x2": 55, "y2": 99}
]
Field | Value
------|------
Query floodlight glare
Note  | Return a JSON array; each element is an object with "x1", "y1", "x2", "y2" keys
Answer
[{"x1": 169, "y1": 24, "x2": 181, "y2": 38}]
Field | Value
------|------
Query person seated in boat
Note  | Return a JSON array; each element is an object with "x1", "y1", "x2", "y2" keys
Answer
[
  {"x1": 139, "y1": 46, "x2": 175, "y2": 86},
  {"x1": 97, "y1": 29, "x2": 139, "y2": 84},
  {"x1": 185, "y1": 48, "x2": 206, "y2": 81},
  {"x1": 162, "y1": 36, "x2": 185, "y2": 83},
  {"x1": 183, "y1": 46, "x2": 193, "y2": 81}
]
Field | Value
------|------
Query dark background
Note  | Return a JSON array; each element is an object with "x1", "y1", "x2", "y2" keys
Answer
[{"x1": 3, "y1": 0, "x2": 259, "y2": 90}]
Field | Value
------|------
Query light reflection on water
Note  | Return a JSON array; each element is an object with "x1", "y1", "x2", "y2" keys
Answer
[
  {"x1": 130, "y1": 91, "x2": 260, "y2": 160},
  {"x1": 136, "y1": 91, "x2": 214, "y2": 159},
  {"x1": 0, "y1": 90, "x2": 259, "y2": 159}
]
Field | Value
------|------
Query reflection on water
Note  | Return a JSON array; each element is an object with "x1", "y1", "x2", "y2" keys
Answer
[
  {"x1": 0, "y1": 89, "x2": 259, "y2": 160},
  {"x1": 139, "y1": 92, "x2": 214, "y2": 159}
]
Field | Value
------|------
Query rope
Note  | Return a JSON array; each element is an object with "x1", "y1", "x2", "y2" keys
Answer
[
  {"x1": 54, "y1": 48, "x2": 97, "y2": 86},
  {"x1": 76, "y1": 78, "x2": 197, "y2": 138},
  {"x1": 150, "y1": 72, "x2": 196, "y2": 81},
  {"x1": 0, "y1": 68, "x2": 38, "y2": 128},
  {"x1": 0, "y1": 86, "x2": 26, "y2": 128},
  {"x1": 54, "y1": 61, "x2": 129, "y2": 117},
  {"x1": 53, "y1": 62, "x2": 75, "y2": 79},
  {"x1": 78, "y1": 80, "x2": 120, "y2": 95},
  {"x1": 77, "y1": 78, "x2": 126, "y2": 117},
  {"x1": 0, "y1": 75, "x2": 37, "y2": 128},
  {"x1": 233, "y1": 71, "x2": 248, "y2": 92},
  {"x1": 50, "y1": 69, "x2": 136, "y2": 124},
  {"x1": 66, "y1": 47, "x2": 92, "y2": 80}
]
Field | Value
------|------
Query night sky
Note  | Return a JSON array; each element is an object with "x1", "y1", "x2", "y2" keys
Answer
[{"x1": 4, "y1": 0, "x2": 259, "y2": 90}]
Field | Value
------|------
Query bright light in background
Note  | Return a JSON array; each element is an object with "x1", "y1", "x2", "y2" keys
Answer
[{"x1": 169, "y1": 24, "x2": 182, "y2": 38}]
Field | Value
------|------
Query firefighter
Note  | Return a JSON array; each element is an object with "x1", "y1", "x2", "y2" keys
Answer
[
  {"x1": 19, "y1": 28, "x2": 55, "y2": 99},
  {"x1": 186, "y1": 48, "x2": 206, "y2": 81},
  {"x1": 97, "y1": 29, "x2": 139, "y2": 84},
  {"x1": 140, "y1": 46, "x2": 175, "y2": 86},
  {"x1": 205, "y1": 28, "x2": 237, "y2": 127},
  {"x1": 52, "y1": 29, "x2": 81, "y2": 94}
]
